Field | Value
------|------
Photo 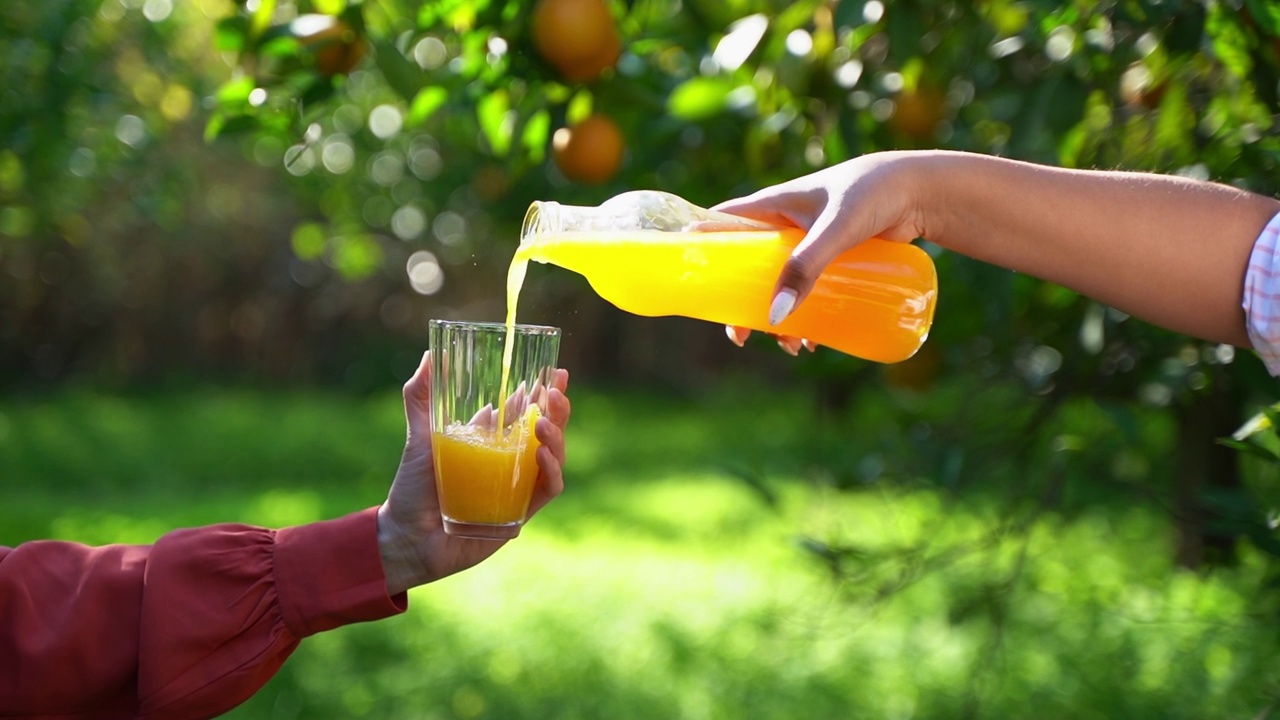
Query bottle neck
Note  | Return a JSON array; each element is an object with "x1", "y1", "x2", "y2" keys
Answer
[{"x1": 518, "y1": 191, "x2": 777, "y2": 256}]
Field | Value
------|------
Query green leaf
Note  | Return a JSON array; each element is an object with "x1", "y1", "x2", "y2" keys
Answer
[
  {"x1": 774, "y1": 1, "x2": 819, "y2": 36},
  {"x1": 406, "y1": 86, "x2": 448, "y2": 127},
  {"x1": 566, "y1": 90, "x2": 594, "y2": 124},
  {"x1": 885, "y1": 2, "x2": 926, "y2": 62},
  {"x1": 216, "y1": 16, "x2": 250, "y2": 53},
  {"x1": 1262, "y1": 404, "x2": 1280, "y2": 431},
  {"x1": 984, "y1": 0, "x2": 1031, "y2": 37},
  {"x1": 821, "y1": 122, "x2": 849, "y2": 164},
  {"x1": 300, "y1": 76, "x2": 336, "y2": 109},
  {"x1": 833, "y1": 0, "x2": 865, "y2": 31},
  {"x1": 1216, "y1": 437, "x2": 1280, "y2": 463},
  {"x1": 1252, "y1": 50, "x2": 1280, "y2": 110},
  {"x1": 1246, "y1": 530, "x2": 1280, "y2": 559},
  {"x1": 521, "y1": 108, "x2": 551, "y2": 163},
  {"x1": 477, "y1": 89, "x2": 513, "y2": 157},
  {"x1": 1245, "y1": 0, "x2": 1280, "y2": 35},
  {"x1": 0, "y1": 150, "x2": 25, "y2": 194},
  {"x1": 836, "y1": 104, "x2": 861, "y2": 157},
  {"x1": 1045, "y1": 75, "x2": 1088, "y2": 135},
  {"x1": 417, "y1": 3, "x2": 440, "y2": 29},
  {"x1": 258, "y1": 35, "x2": 304, "y2": 59},
  {"x1": 667, "y1": 77, "x2": 733, "y2": 121},
  {"x1": 311, "y1": 0, "x2": 347, "y2": 15},
  {"x1": 331, "y1": 234, "x2": 383, "y2": 279},
  {"x1": 1207, "y1": 4, "x2": 1252, "y2": 79},
  {"x1": 215, "y1": 76, "x2": 256, "y2": 111},
  {"x1": 1056, "y1": 125, "x2": 1087, "y2": 167},
  {"x1": 1098, "y1": 400, "x2": 1141, "y2": 443},
  {"x1": 251, "y1": 0, "x2": 278, "y2": 38},
  {"x1": 1165, "y1": 3, "x2": 1206, "y2": 54},
  {"x1": 0, "y1": 206, "x2": 35, "y2": 238},
  {"x1": 1152, "y1": 82, "x2": 1194, "y2": 161},
  {"x1": 291, "y1": 222, "x2": 327, "y2": 260},
  {"x1": 372, "y1": 37, "x2": 424, "y2": 102},
  {"x1": 203, "y1": 112, "x2": 258, "y2": 142}
]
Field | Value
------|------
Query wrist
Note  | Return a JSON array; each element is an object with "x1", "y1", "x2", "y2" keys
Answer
[
  {"x1": 904, "y1": 150, "x2": 969, "y2": 248},
  {"x1": 376, "y1": 504, "x2": 425, "y2": 596}
]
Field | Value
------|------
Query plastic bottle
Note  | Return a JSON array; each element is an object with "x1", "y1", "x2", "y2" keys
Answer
[{"x1": 515, "y1": 190, "x2": 938, "y2": 363}]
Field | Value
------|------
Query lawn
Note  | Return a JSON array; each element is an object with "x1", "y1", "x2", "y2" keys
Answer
[{"x1": 2, "y1": 382, "x2": 1279, "y2": 719}]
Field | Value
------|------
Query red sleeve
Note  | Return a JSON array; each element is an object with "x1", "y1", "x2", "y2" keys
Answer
[{"x1": 0, "y1": 507, "x2": 407, "y2": 720}]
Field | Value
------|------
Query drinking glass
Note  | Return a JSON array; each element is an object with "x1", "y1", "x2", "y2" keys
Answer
[{"x1": 428, "y1": 320, "x2": 562, "y2": 539}]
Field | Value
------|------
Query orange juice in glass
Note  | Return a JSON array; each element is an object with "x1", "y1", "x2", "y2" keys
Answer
[{"x1": 429, "y1": 320, "x2": 561, "y2": 540}]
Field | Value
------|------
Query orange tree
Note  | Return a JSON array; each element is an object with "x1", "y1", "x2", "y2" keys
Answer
[
  {"x1": 204, "y1": 0, "x2": 1280, "y2": 566},
  {"x1": 6, "y1": 0, "x2": 1280, "y2": 566}
]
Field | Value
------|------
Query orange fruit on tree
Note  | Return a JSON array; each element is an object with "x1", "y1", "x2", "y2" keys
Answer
[
  {"x1": 552, "y1": 114, "x2": 624, "y2": 185},
  {"x1": 558, "y1": 27, "x2": 621, "y2": 83},
  {"x1": 889, "y1": 85, "x2": 945, "y2": 141},
  {"x1": 531, "y1": 0, "x2": 621, "y2": 83},
  {"x1": 293, "y1": 15, "x2": 367, "y2": 77}
]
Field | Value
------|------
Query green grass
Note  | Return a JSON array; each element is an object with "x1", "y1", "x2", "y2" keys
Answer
[{"x1": 3, "y1": 384, "x2": 1279, "y2": 719}]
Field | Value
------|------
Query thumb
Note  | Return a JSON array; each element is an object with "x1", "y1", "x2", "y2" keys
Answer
[{"x1": 403, "y1": 351, "x2": 432, "y2": 439}]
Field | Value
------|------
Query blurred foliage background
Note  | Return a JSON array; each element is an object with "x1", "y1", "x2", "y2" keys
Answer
[{"x1": 8, "y1": 0, "x2": 1280, "y2": 716}]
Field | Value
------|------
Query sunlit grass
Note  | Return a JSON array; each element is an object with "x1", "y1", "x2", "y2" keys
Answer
[{"x1": 3, "y1": 385, "x2": 1279, "y2": 719}]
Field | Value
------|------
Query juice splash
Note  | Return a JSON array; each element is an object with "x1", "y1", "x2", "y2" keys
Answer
[
  {"x1": 433, "y1": 405, "x2": 541, "y2": 525},
  {"x1": 512, "y1": 227, "x2": 936, "y2": 364}
]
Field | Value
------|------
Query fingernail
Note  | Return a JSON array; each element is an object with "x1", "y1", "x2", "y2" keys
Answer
[
  {"x1": 769, "y1": 288, "x2": 797, "y2": 326},
  {"x1": 726, "y1": 325, "x2": 745, "y2": 348}
]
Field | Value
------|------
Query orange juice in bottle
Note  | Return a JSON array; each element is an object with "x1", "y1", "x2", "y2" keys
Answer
[{"x1": 515, "y1": 191, "x2": 937, "y2": 364}]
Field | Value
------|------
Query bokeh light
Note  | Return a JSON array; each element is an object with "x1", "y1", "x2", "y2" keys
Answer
[
  {"x1": 406, "y1": 250, "x2": 443, "y2": 295},
  {"x1": 413, "y1": 36, "x2": 448, "y2": 70},
  {"x1": 431, "y1": 210, "x2": 467, "y2": 247},
  {"x1": 321, "y1": 135, "x2": 355, "y2": 174},
  {"x1": 368, "y1": 150, "x2": 404, "y2": 187},
  {"x1": 369, "y1": 104, "x2": 403, "y2": 140},
  {"x1": 391, "y1": 204, "x2": 426, "y2": 241},
  {"x1": 115, "y1": 114, "x2": 147, "y2": 147}
]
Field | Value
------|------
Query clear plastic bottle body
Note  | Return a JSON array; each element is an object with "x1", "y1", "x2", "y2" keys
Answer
[{"x1": 518, "y1": 191, "x2": 938, "y2": 363}]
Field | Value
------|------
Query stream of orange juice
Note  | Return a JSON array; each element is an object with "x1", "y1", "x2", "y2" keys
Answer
[
  {"x1": 433, "y1": 405, "x2": 541, "y2": 525},
  {"x1": 512, "y1": 228, "x2": 936, "y2": 364},
  {"x1": 496, "y1": 253, "x2": 530, "y2": 432}
]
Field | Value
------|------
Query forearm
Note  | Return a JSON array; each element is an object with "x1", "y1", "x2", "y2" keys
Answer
[
  {"x1": 920, "y1": 151, "x2": 1280, "y2": 346},
  {"x1": 0, "y1": 510, "x2": 404, "y2": 717}
]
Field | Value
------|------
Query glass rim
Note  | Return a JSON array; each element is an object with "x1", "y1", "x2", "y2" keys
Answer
[{"x1": 428, "y1": 319, "x2": 561, "y2": 337}]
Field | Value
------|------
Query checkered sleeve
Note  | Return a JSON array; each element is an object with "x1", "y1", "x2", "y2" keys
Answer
[{"x1": 1243, "y1": 210, "x2": 1280, "y2": 375}]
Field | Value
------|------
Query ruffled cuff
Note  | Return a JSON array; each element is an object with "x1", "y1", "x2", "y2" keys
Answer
[{"x1": 1243, "y1": 210, "x2": 1280, "y2": 376}]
